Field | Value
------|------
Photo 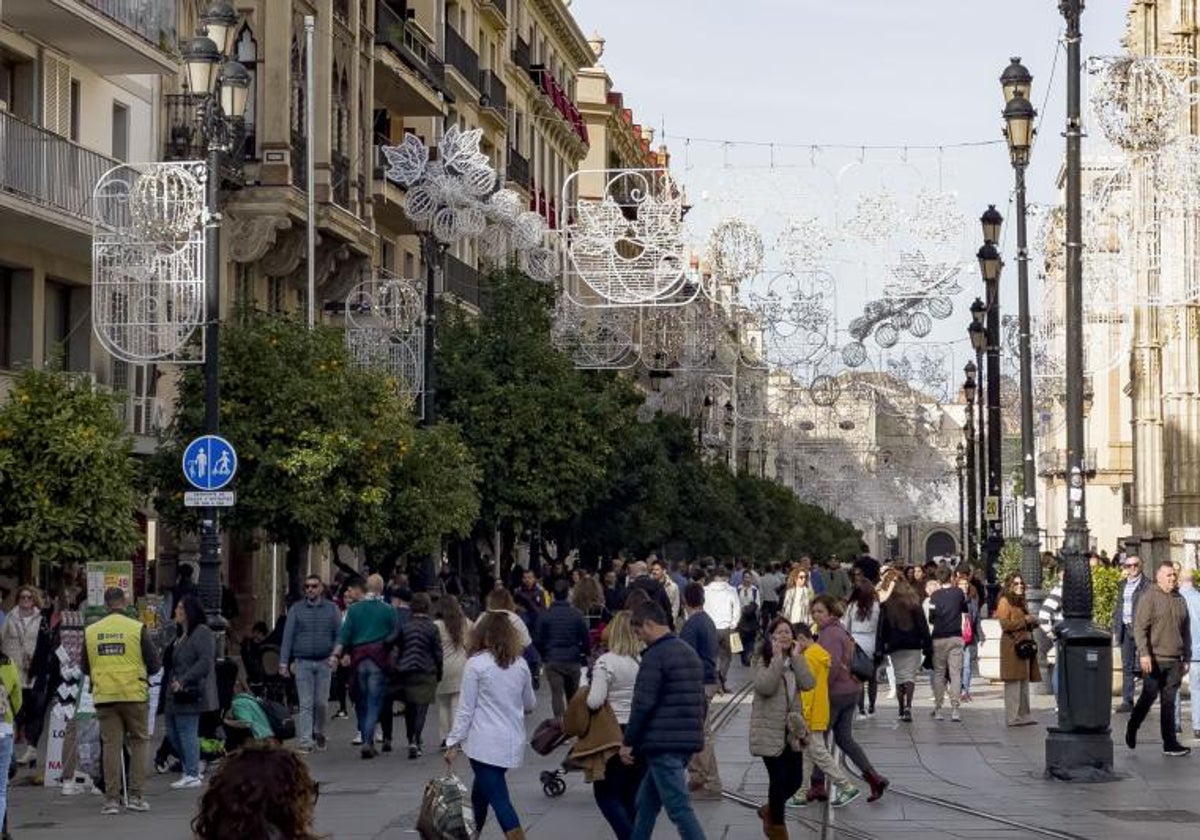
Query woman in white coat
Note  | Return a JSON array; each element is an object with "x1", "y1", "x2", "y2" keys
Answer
[
  {"x1": 445, "y1": 612, "x2": 536, "y2": 840},
  {"x1": 434, "y1": 595, "x2": 470, "y2": 749}
]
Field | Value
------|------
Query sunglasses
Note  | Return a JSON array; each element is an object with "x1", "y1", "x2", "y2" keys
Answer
[{"x1": 305, "y1": 584, "x2": 321, "y2": 590}]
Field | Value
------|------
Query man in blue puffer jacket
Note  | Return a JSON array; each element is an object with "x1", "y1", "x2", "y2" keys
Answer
[{"x1": 620, "y1": 601, "x2": 707, "y2": 840}]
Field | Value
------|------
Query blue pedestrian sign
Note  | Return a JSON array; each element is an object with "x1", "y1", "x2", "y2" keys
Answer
[{"x1": 182, "y1": 435, "x2": 238, "y2": 491}]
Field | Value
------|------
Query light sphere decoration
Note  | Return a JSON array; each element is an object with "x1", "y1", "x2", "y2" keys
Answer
[
  {"x1": 707, "y1": 217, "x2": 764, "y2": 282},
  {"x1": 842, "y1": 341, "x2": 868, "y2": 368},
  {"x1": 344, "y1": 277, "x2": 425, "y2": 397},
  {"x1": 1089, "y1": 56, "x2": 1184, "y2": 152},
  {"x1": 129, "y1": 165, "x2": 206, "y2": 241},
  {"x1": 776, "y1": 216, "x2": 834, "y2": 269},
  {"x1": 844, "y1": 191, "x2": 900, "y2": 244}
]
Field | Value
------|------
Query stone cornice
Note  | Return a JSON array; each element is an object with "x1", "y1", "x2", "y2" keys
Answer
[{"x1": 529, "y1": 0, "x2": 594, "y2": 68}]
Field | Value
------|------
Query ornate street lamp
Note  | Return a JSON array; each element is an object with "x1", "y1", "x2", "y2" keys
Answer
[
  {"x1": 977, "y1": 232, "x2": 1003, "y2": 605},
  {"x1": 182, "y1": 8, "x2": 249, "y2": 634},
  {"x1": 980, "y1": 204, "x2": 1004, "y2": 246},
  {"x1": 963, "y1": 366, "x2": 979, "y2": 565},
  {"x1": 999, "y1": 55, "x2": 1046, "y2": 696},
  {"x1": 956, "y1": 442, "x2": 967, "y2": 555},
  {"x1": 1047, "y1": 0, "x2": 1114, "y2": 782}
]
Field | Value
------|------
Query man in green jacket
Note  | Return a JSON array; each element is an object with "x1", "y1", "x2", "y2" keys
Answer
[
  {"x1": 1127, "y1": 560, "x2": 1191, "y2": 757},
  {"x1": 328, "y1": 574, "x2": 397, "y2": 758}
]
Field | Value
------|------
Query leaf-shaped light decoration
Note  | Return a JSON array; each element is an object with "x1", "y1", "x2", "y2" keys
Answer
[
  {"x1": 380, "y1": 134, "x2": 430, "y2": 188},
  {"x1": 439, "y1": 126, "x2": 485, "y2": 172}
]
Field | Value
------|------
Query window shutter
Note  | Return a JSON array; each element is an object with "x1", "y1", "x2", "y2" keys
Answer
[{"x1": 42, "y1": 52, "x2": 71, "y2": 136}]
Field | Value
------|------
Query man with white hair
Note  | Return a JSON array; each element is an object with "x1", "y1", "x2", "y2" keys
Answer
[
  {"x1": 328, "y1": 574, "x2": 398, "y2": 759},
  {"x1": 626, "y1": 560, "x2": 674, "y2": 628},
  {"x1": 1178, "y1": 567, "x2": 1200, "y2": 739}
]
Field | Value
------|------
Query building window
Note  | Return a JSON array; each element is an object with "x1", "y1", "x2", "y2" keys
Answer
[
  {"x1": 268, "y1": 276, "x2": 286, "y2": 314},
  {"x1": 235, "y1": 264, "x2": 255, "y2": 310},
  {"x1": 69, "y1": 79, "x2": 80, "y2": 142},
  {"x1": 112, "y1": 102, "x2": 129, "y2": 161}
]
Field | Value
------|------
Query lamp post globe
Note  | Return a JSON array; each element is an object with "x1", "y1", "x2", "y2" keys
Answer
[
  {"x1": 219, "y1": 59, "x2": 251, "y2": 120},
  {"x1": 182, "y1": 34, "x2": 221, "y2": 96},
  {"x1": 200, "y1": 0, "x2": 239, "y2": 56},
  {"x1": 1004, "y1": 93, "x2": 1038, "y2": 167},
  {"x1": 970, "y1": 296, "x2": 988, "y2": 326},
  {"x1": 980, "y1": 205, "x2": 1003, "y2": 245},
  {"x1": 1000, "y1": 56, "x2": 1033, "y2": 104},
  {"x1": 964, "y1": 359, "x2": 977, "y2": 384},
  {"x1": 977, "y1": 241, "x2": 1002, "y2": 284}
]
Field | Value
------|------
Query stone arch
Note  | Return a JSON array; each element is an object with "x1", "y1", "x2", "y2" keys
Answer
[{"x1": 924, "y1": 529, "x2": 957, "y2": 563}]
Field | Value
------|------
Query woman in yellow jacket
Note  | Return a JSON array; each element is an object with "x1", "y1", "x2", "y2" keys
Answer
[
  {"x1": 0, "y1": 651, "x2": 23, "y2": 831},
  {"x1": 790, "y1": 623, "x2": 860, "y2": 808}
]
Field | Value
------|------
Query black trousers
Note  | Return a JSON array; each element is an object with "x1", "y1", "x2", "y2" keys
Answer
[
  {"x1": 1129, "y1": 657, "x2": 1184, "y2": 748},
  {"x1": 762, "y1": 746, "x2": 804, "y2": 824}
]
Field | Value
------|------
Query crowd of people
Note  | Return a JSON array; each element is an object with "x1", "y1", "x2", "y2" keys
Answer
[{"x1": 10, "y1": 543, "x2": 1200, "y2": 839}]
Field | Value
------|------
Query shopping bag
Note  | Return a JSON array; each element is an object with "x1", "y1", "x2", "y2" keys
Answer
[
  {"x1": 416, "y1": 773, "x2": 476, "y2": 840},
  {"x1": 730, "y1": 633, "x2": 744, "y2": 655}
]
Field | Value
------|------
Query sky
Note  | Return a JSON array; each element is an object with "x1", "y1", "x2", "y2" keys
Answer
[{"x1": 568, "y1": 0, "x2": 1131, "y2": 381}]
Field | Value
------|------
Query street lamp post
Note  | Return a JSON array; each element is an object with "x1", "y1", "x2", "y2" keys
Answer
[
  {"x1": 964, "y1": 365, "x2": 979, "y2": 565},
  {"x1": 956, "y1": 443, "x2": 967, "y2": 556},
  {"x1": 182, "y1": 0, "x2": 249, "y2": 632},
  {"x1": 1048, "y1": 0, "x2": 1115, "y2": 781},
  {"x1": 978, "y1": 233, "x2": 1003, "y2": 607},
  {"x1": 968, "y1": 301, "x2": 987, "y2": 562},
  {"x1": 999, "y1": 58, "x2": 1046, "y2": 653}
]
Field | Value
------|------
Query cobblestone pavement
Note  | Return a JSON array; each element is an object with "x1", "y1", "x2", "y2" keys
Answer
[{"x1": 8, "y1": 660, "x2": 1200, "y2": 839}]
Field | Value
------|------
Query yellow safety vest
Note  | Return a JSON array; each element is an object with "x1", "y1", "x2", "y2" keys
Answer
[{"x1": 85, "y1": 612, "x2": 148, "y2": 704}]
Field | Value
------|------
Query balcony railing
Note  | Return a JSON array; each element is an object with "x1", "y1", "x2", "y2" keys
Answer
[
  {"x1": 479, "y1": 69, "x2": 507, "y2": 115},
  {"x1": 512, "y1": 36, "x2": 531, "y2": 71},
  {"x1": 483, "y1": 0, "x2": 508, "y2": 17},
  {"x1": 529, "y1": 65, "x2": 588, "y2": 145},
  {"x1": 444, "y1": 25, "x2": 480, "y2": 89},
  {"x1": 81, "y1": 0, "x2": 176, "y2": 49},
  {"x1": 0, "y1": 110, "x2": 119, "y2": 222},
  {"x1": 443, "y1": 253, "x2": 483, "y2": 309},
  {"x1": 163, "y1": 94, "x2": 253, "y2": 169},
  {"x1": 375, "y1": 2, "x2": 447, "y2": 93},
  {"x1": 332, "y1": 152, "x2": 350, "y2": 209},
  {"x1": 506, "y1": 147, "x2": 530, "y2": 189}
]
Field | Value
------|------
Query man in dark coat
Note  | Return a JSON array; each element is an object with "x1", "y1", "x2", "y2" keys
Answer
[
  {"x1": 1114, "y1": 555, "x2": 1151, "y2": 713},
  {"x1": 536, "y1": 580, "x2": 589, "y2": 718},
  {"x1": 621, "y1": 601, "x2": 707, "y2": 840},
  {"x1": 625, "y1": 561, "x2": 674, "y2": 630},
  {"x1": 679, "y1": 582, "x2": 721, "y2": 797}
]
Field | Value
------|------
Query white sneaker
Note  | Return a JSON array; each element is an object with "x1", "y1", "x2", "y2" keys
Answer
[
  {"x1": 951, "y1": 709, "x2": 962, "y2": 722},
  {"x1": 170, "y1": 775, "x2": 203, "y2": 790},
  {"x1": 352, "y1": 732, "x2": 363, "y2": 746},
  {"x1": 931, "y1": 707, "x2": 945, "y2": 721},
  {"x1": 886, "y1": 688, "x2": 897, "y2": 700}
]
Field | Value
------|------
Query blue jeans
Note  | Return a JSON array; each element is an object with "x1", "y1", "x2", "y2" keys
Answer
[
  {"x1": 469, "y1": 758, "x2": 520, "y2": 832},
  {"x1": 1173, "y1": 660, "x2": 1200, "y2": 733},
  {"x1": 293, "y1": 658, "x2": 332, "y2": 747},
  {"x1": 355, "y1": 659, "x2": 387, "y2": 746},
  {"x1": 962, "y1": 643, "x2": 975, "y2": 694},
  {"x1": 631, "y1": 752, "x2": 707, "y2": 840},
  {"x1": 0, "y1": 733, "x2": 12, "y2": 825},
  {"x1": 166, "y1": 711, "x2": 201, "y2": 777}
]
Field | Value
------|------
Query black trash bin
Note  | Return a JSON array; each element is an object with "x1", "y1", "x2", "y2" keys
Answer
[{"x1": 1055, "y1": 619, "x2": 1113, "y2": 732}]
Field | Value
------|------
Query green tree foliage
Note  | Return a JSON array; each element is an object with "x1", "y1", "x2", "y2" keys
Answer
[
  {"x1": 151, "y1": 313, "x2": 479, "y2": 589},
  {"x1": 1091, "y1": 564, "x2": 1122, "y2": 627},
  {"x1": 437, "y1": 271, "x2": 862, "y2": 566},
  {"x1": 0, "y1": 368, "x2": 140, "y2": 582},
  {"x1": 437, "y1": 269, "x2": 639, "y2": 540}
]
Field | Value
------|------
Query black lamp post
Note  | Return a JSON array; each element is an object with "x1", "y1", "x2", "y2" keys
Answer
[
  {"x1": 956, "y1": 442, "x2": 966, "y2": 556},
  {"x1": 182, "y1": 0, "x2": 249, "y2": 634},
  {"x1": 1047, "y1": 0, "x2": 1114, "y2": 782},
  {"x1": 968, "y1": 301, "x2": 987, "y2": 562},
  {"x1": 963, "y1": 364, "x2": 979, "y2": 565},
  {"x1": 978, "y1": 234, "x2": 1003, "y2": 606},
  {"x1": 999, "y1": 58, "x2": 1045, "y2": 660}
]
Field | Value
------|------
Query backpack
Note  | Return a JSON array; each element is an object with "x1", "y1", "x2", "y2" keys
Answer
[{"x1": 257, "y1": 696, "x2": 296, "y2": 741}]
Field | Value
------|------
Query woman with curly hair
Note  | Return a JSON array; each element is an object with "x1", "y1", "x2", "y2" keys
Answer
[
  {"x1": 445, "y1": 612, "x2": 536, "y2": 840},
  {"x1": 192, "y1": 742, "x2": 322, "y2": 840}
]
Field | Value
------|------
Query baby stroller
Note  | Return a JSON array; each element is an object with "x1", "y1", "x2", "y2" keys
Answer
[{"x1": 529, "y1": 717, "x2": 571, "y2": 797}]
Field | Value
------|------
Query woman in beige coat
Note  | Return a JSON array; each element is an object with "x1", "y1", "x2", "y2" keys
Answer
[
  {"x1": 996, "y1": 573, "x2": 1040, "y2": 726},
  {"x1": 434, "y1": 596, "x2": 470, "y2": 748},
  {"x1": 749, "y1": 615, "x2": 815, "y2": 839}
]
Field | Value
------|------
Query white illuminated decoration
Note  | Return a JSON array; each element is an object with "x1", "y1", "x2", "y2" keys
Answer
[
  {"x1": 551, "y1": 299, "x2": 638, "y2": 369},
  {"x1": 707, "y1": 217, "x2": 764, "y2": 283},
  {"x1": 562, "y1": 169, "x2": 687, "y2": 305},
  {"x1": 1089, "y1": 56, "x2": 1183, "y2": 152},
  {"x1": 92, "y1": 162, "x2": 207, "y2": 364},
  {"x1": 381, "y1": 127, "x2": 549, "y2": 271},
  {"x1": 776, "y1": 216, "x2": 834, "y2": 271},
  {"x1": 344, "y1": 277, "x2": 424, "y2": 401},
  {"x1": 909, "y1": 190, "x2": 966, "y2": 244},
  {"x1": 844, "y1": 191, "x2": 900, "y2": 244}
]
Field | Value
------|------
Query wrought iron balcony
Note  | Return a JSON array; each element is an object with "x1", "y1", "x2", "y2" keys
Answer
[
  {"x1": 479, "y1": 69, "x2": 507, "y2": 116},
  {"x1": 375, "y1": 2, "x2": 447, "y2": 94},
  {"x1": 443, "y1": 253, "x2": 483, "y2": 309},
  {"x1": 0, "y1": 109, "x2": 118, "y2": 223},
  {"x1": 444, "y1": 25, "x2": 479, "y2": 90},
  {"x1": 480, "y1": 0, "x2": 507, "y2": 25},
  {"x1": 81, "y1": 0, "x2": 175, "y2": 47},
  {"x1": 506, "y1": 147, "x2": 530, "y2": 190},
  {"x1": 512, "y1": 36, "x2": 531, "y2": 71},
  {"x1": 332, "y1": 152, "x2": 351, "y2": 209}
]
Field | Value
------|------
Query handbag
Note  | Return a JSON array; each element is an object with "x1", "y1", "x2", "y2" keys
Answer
[
  {"x1": 849, "y1": 643, "x2": 874, "y2": 682},
  {"x1": 173, "y1": 686, "x2": 200, "y2": 704},
  {"x1": 962, "y1": 614, "x2": 975, "y2": 646},
  {"x1": 416, "y1": 773, "x2": 476, "y2": 840},
  {"x1": 730, "y1": 632, "x2": 744, "y2": 655},
  {"x1": 783, "y1": 672, "x2": 809, "y2": 751},
  {"x1": 530, "y1": 717, "x2": 566, "y2": 755},
  {"x1": 1014, "y1": 634, "x2": 1037, "y2": 660}
]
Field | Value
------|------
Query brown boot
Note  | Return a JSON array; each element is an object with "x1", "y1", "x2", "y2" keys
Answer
[
  {"x1": 767, "y1": 824, "x2": 790, "y2": 840},
  {"x1": 504, "y1": 829, "x2": 526, "y2": 840},
  {"x1": 757, "y1": 804, "x2": 771, "y2": 836},
  {"x1": 864, "y1": 769, "x2": 890, "y2": 802}
]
